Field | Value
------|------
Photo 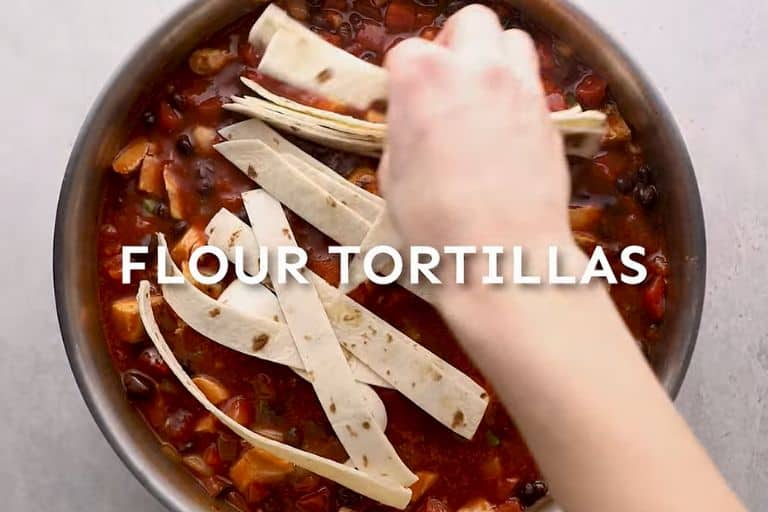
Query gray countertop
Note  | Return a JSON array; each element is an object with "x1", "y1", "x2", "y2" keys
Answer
[{"x1": 1, "y1": 0, "x2": 765, "y2": 510}]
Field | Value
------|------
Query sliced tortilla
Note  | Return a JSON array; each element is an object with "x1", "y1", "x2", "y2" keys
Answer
[
  {"x1": 255, "y1": 24, "x2": 388, "y2": 111},
  {"x1": 136, "y1": 281, "x2": 410, "y2": 508},
  {"x1": 243, "y1": 190, "x2": 416, "y2": 485},
  {"x1": 343, "y1": 209, "x2": 438, "y2": 306},
  {"x1": 248, "y1": 3, "x2": 320, "y2": 49},
  {"x1": 157, "y1": 232, "x2": 386, "y2": 387},
  {"x1": 220, "y1": 280, "x2": 388, "y2": 430},
  {"x1": 282, "y1": 154, "x2": 381, "y2": 223},
  {"x1": 214, "y1": 139, "x2": 371, "y2": 245},
  {"x1": 218, "y1": 119, "x2": 383, "y2": 217},
  {"x1": 551, "y1": 106, "x2": 607, "y2": 158},
  {"x1": 206, "y1": 208, "x2": 488, "y2": 439},
  {"x1": 157, "y1": 233, "x2": 301, "y2": 368},
  {"x1": 229, "y1": 96, "x2": 383, "y2": 141},
  {"x1": 241, "y1": 77, "x2": 386, "y2": 134},
  {"x1": 225, "y1": 101, "x2": 382, "y2": 157}
]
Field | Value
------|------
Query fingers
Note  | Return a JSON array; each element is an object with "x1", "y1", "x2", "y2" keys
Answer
[
  {"x1": 434, "y1": 4, "x2": 505, "y2": 61},
  {"x1": 500, "y1": 29, "x2": 543, "y2": 94}
]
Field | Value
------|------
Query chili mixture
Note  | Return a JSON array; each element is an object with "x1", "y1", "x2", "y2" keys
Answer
[{"x1": 96, "y1": 1, "x2": 669, "y2": 511}]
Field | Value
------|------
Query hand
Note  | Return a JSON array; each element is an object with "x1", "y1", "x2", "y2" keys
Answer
[{"x1": 382, "y1": 5, "x2": 573, "y2": 253}]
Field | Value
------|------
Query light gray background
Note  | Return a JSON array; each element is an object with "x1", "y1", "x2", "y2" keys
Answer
[{"x1": 1, "y1": 0, "x2": 765, "y2": 510}]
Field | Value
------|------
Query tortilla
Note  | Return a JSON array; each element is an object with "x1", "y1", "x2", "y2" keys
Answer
[
  {"x1": 283, "y1": 154, "x2": 381, "y2": 223},
  {"x1": 551, "y1": 106, "x2": 607, "y2": 158},
  {"x1": 229, "y1": 96, "x2": 383, "y2": 141},
  {"x1": 214, "y1": 139, "x2": 371, "y2": 245},
  {"x1": 248, "y1": 3, "x2": 320, "y2": 49},
  {"x1": 256, "y1": 26, "x2": 388, "y2": 111},
  {"x1": 224, "y1": 101, "x2": 382, "y2": 157},
  {"x1": 241, "y1": 77, "x2": 386, "y2": 134},
  {"x1": 206, "y1": 208, "x2": 489, "y2": 439},
  {"x1": 157, "y1": 233, "x2": 387, "y2": 387},
  {"x1": 136, "y1": 281, "x2": 411, "y2": 508},
  {"x1": 218, "y1": 119, "x2": 383, "y2": 217},
  {"x1": 220, "y1": 280, "x2": 389, "y2": 430},
  {"x1": 342, "y1": 209, "x2": 438, "y2": 305},
  {"x1": 243, "y1": 190, "x2": 416, "y2": 486},
  {"x1": 157, "y1": 233, "x2": 301, "y2": 368}
]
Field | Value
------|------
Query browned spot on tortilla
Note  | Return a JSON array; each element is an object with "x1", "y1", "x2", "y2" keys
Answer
[
  {"x1": 325, "y1": 196, "x2": 337, "y2": 208},
  {"x1": 329, "y1": 402, "x2": 336, "y2": 413},
  {"x1": 362, "y1": 421, "x2": 370, "y2": 430},
  {"x1": 272, "y1": 315, "x2": 279, "y2": 322},
  {"x1": 282, "y1": 228, "x2": 292, "y2": 240},
  {"x1": 367, "y1": 325, "x2": 377, "y2": 335},
  {"x1": 247, "y1": 165, "x2": 258, "y2": 179},
  {"x1": 432, "y1": 372, "x2": 443, "y2": 381},
  {"x1": 316, "y1": 68, "x2": 333, "y2": 83},
  {"x1": 386, "y1": 369, "x2": 391, "y2": 376},
  {"x1": 480, "y1": 392, "x2": 489, "y2": 400},
  {"x1": 362, "y1": 455, "x2": 369, "y2": 467},
  {"x1": 411, "y1": 382, "x2": 416, "y2": 388},
  {"x1": 289, "y1": 125, "x2": 299, "y2": 133},
  {"x1": 228, "y1": 231, "x2": 239, "y2": 248},
  {"x1": 451, "y1": 410, "x2": 465, "y2": 428},
  {"x1": 252, "y1": 334, "x2": 269, "y2": 351},
  {"x1": 208, "y1": 307, "x2": 221, "y2": 318},
  {"x1": 386, "y1": 333, "x2": 393, "y2": 343},
  {"x1": 345, "y1": 425, "x2": 358, "y2": 437},
  {"x1": 303, "y1": 335, "x2": 312, "y2": 341}
]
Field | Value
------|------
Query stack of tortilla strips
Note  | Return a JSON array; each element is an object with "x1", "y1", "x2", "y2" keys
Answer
[
  {"x1": 224, "y1": 4, "x2": 608, "y2": 159},
  {"x1": 136, "y1": 6, "x2": 613, "y2": 507}
]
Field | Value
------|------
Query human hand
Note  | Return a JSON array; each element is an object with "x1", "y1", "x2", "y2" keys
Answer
[{"x1": 381, "y1": 5, "x2": 573, "y2": 253}]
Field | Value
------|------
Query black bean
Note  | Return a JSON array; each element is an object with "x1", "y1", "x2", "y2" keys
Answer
[
  {"x1": 636, "y1": 164, "x2": 652, "y2": 185},
  {"x1": 197, "y1": 176, "x2": 213, "y2": 196},
  {"x1": 142, "y1": 110, "x2": 156, "y2": 126},
  {"x1": 445, "y1": 0, "x2": 469, "y2": 16},
  {"x1": 176, "y1": 134, "x2": 194, "y2": 155},
  {"x1": 122, "y1": 370, "x2": 155, "y2": 400},
  {"x1": 284, "y1": 426, "x2": 302, "y2": 447},
  {"x1": 170, "y1": 92, "x2": 187, "y2": 111},
  {"x1": 172, "y1": 220, "x2": 189, "y2": 236},
  {"x1": 635, "y1": 184, "x2": 658, "y2": 207},
  {"x1": 519, "y1": 480, "x2": 548, "y2": 507},
  {"x1": 616, "y1": 174, "x2": 636, "y2": 194},
  {"x1": 349, "y1": 13, "x2": 363, "y2": 28},
  {"x1": 338, "y1": 22, "x2": 353, "y2": 44},
  {"x1": 336, "y1": 487, "x2": 363, "y2": 507},
  {"x1": 155, "y1": 202, "x2": 170, "y2": 218},
  {"x1": 360, "y1": 51, "x2": 377, "y2": 63}
]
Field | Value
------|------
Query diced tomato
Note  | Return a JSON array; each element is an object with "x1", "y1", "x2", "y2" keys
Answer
[
  {"x1": 576, "y1": 74, "x2": 608, "y2": 109},
  {"x1": 644, "y1": 276, "x2": 666, "y2": 322},
  {"x1": 296, "y1": 487, "x2": 331, "y2": 512},
  {"x1": 157, "y1": 101, "x2": 182, "y2": 132},
  {"x1": 203, "y1": 442, "x2": 223, "y2": 468},
  {"x1": 324, "y1": 0, "x2": 347, "y2": 10},
  {"x1": 534, "y1": 37, "x2": 556, "y2": 73},
  {"x1": 194, "y1": 96, "x2": 223, "y2": 125},
  {"x1": 221, "y1": 396, "x2": 254, "y2": 426},
  {"x1": 546, "y1": 92, "x2": 568, "y2": 112},
  {"x1": 496, "y1": 499, "x2": 524, "y2": 512},
  {"x1": 245, "y1": 482, "x2": 271, "y2": 504},
  {"x1": 292, "y1": 474, "x2": 321, "y2": 494},
  {"x1": 237, "y1": 42, "x2": 260, "y2": 67},
  {"x1": 415, "y1": 5, "x2": 437, "y2": 26},
  {"x1": 385, "y1": 0, "x2": 416, "y2": 33},
  {"x1": 355, "y1": 20, "x2": 387, "y2": 52},
  {"x1": 138, "y1": 347, "x2": 171, "y2": 378}
]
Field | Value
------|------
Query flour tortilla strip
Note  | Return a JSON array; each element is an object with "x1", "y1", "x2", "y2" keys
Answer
[
  {"x1": 282, "y1": 154, "x2": 381, "y2": 223},
  {"x1": 243, "y1": 190, "x2": 416, "y2": 485},
  {"x1": 310, "y1": 273, "x2": 487, "y2": 439},
  {"x1": 255, "y1": 24, "x2": 387, "y2": 111},
  {"x1": 343, "y1": 209, "x2": 438, "y2": 306},
  {"x1": 136, "y1": 281, "x2": 410, "y2": 508},
  {"x1": 220, "y1": 280, "x2": 388, "y2": 430},
  {"x1": 551, "y1": 106, "x2": 607, "y2": 158},
  {"x1": 219, "y1": 119, "x2": 383, "y2": 216},
  {"x1": 206, "y1": 209, "x2": 391, "y2": 391},
  {"x1": 225, "y1": 101, "x2": 382, "y2": 157},
  {"x1": 241, "y1": 77, "x2": 386, "y2": 134},
  {"x1": 157, "y1": 233, "x2": 301, "y2": 369},
  {"x1": 248, "y1": 3, "x2": 320, "y2": 49},
  {"x1": 230, "y1": 96, "x2": 383, "y2": 141},
  {"x1": 206, "y1": 208, "x2": 488, "y2": 439},
  {"x1": 215, "y1": 139, "x2": 371, "y2": 245},
  {"x1": 158, "y1": 232, "x2": 384, "y2": 387}
]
